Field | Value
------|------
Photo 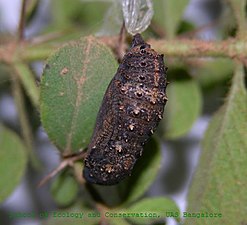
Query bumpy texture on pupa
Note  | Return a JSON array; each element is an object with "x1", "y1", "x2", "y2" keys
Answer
[{"x1": 83, "y1": 34, "x2": 167, "y2": 185}]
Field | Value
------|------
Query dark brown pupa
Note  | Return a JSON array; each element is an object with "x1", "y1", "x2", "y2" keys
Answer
[{"x1": 83, "y1": 34, "x2": 167, "y2": 185}]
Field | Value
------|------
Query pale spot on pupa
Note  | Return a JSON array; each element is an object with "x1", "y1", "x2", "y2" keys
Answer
[
  {"x1": 115, "y1": 144, "x2": 123, "y2": 153},
  {"x1": 133, "y1": 108, "x2": 140, "y2": 116},
  {"x1": 105, "y1": 164, "x2": 114, "y2": 173},
  {"x1": 129, "y1": 124, "x2": 135, "y2": 131}
]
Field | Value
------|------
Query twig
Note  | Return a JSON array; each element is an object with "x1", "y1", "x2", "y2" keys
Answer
[
  {"x1": 38, "y1": 150, "x2": 86, "y2": 187},
  {"x1": 116, "y1": 22, "x2": 127, "y2": 62},
  {"x1": 18, "y1": 0, "x2": 28, "y2": 41},
  {"x1": 1, "y1": 35, "x2": 247, "y2": 63},
  {"x1": 96, "y1": 203, "x2": 110, "y2": 225},
  {"x1": 147, "y1": 38, "x2": 247, "y2": 62}
]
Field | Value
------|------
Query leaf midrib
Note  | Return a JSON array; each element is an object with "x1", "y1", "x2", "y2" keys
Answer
[{"x1": 64, "y1": 38, "x2": 93, "y2": 153}]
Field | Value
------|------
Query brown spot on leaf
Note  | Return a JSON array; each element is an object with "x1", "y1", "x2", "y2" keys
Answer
[{"x1": 60, "y1": 67, "x2": 69, "y2": 75}]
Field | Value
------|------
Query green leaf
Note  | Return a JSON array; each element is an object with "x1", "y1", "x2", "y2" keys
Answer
[
  {"x1": 51, "y1": 172, "x2": 79, "y2": 207},
  {"x1": 40, "y1": 36, "x2": 118, "y2": 153},
  {"x1": 153, "y1": 0, "x2": 189, "y2": 38},
  {"x1": 195, "y1": 58, "x2": 234, "y2": 88},
  {"x1": 106, "y1": 204, "x2": 166, "y2": 225},
  {"x1": 118, "y1": 138, "x2": 161, "y2": 205},
  {"x1": 0, "y1": 126, "x2": 27, "y2": 203},
  {"x1": 0, "y1": 64, "x2": 11, "y2": 86},
  {"x1": 107, "y1": 217, "x2": 131, "y2": 225},
  {"x1": 50, "y1": 0, "x2": 109, "y2": 32},
  {"x1": 97, "y1": 1, "x2": 123, "y2": 36},
  {"x1": 124, "y1": 197, "x2": 179, "y2": 224},
  {"x1": 13, "y1": 63, "x2": 40, "y2": 109},
  {"x1": 25, "y1": 0, "x2": 39, "y2": 21},
  {"x1": 44, "y1": 206, "x2": 100, "y2": 225},
  {"x1": 185, "y1": 64, "x2": 247, "y2": 225},
  {"x1": 163, "y1": 77, "x2": 202, "y2": 139}
]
